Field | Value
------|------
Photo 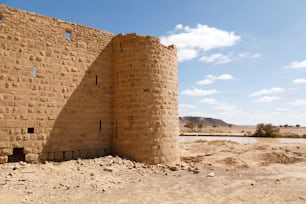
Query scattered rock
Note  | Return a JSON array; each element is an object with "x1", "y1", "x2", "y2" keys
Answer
[
  {"x1": 193, "y1": 168, "x2": 200, "y2": 174},
  {"x1": 12, "y1": 166, "x2": 19, "y2": 170},
  {"x1": 207, "y1": 172, "x2": 216, "y2": 177},
  {"x1": 169, "y1": 166, "x2": 179, "y2": 171},
  {"x1": 19, "y1": 161, "x2": 26, "y2": 166},
  {"x1": 103, "y1": 168, "x2": 113, "y2": 172}
]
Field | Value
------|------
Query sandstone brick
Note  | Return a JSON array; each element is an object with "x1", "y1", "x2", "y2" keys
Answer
[
  {"x1": 0, "y1": 148, "x2": 12, "y2": 156},
  {"x1": 0, "y1": 156, "x2": 8, "y2": 164},
  {"x1": 25, "y1": 153, "x2": 39, "y2": 163}
]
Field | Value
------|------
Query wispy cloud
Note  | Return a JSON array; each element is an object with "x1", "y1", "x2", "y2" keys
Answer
[
  {"x1": 181, "y1": 88, "x2": 219, "y2": 96},
  {"x1": 196, "y1": 74, "x2": 234, "y2": 85},
  {"x1": 160, "y1": 24, "x2": 240, "y2": 62},
  {"x1": 293, "y1": 78, "x2": 306, "y2": 84},
  {"x1": 199, "y1": 53, "x2": 233, "y2": 64},
  {"x1": 200, "y1": 98, "x2": 217, "y2": 104},
  {"x1": 255, "y1": 96, "x2": 280, "y2": 103},
  {"x1": 200, "y1": 52, "x2": 261, "y2": 64},
  {"x1": 286, "y1": 60, "x2": 306, "y2": 69},
  {"x1": 249, "y1": 87, "x2": 284, "y2": 97},
  {"x1": 290, "y1": 100, "x2": 306, "y2": 106},
  {"x1": 238, "y1": 52, "x2": 261, "y2": 59}
]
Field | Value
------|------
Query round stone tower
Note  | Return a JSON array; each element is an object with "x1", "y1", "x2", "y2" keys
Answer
[{"x1": 112, "y1": 33, "x2": 179, "y2": 164}]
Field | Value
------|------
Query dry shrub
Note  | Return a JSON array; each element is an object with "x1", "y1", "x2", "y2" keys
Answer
[{"x1": 252, "y1": 123, "x2": 281, "y2": 137}]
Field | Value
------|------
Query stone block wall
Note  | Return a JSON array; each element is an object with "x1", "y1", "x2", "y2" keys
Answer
[
  {"x1": 112, "y1": 34, "x2": 179, "y2": 164},
  {"x1": 0, "y1": 5, "x2": 179, "y2": 164},
  {"x1": 0, "y1": 5, "x2": 114, "y2": 163}
]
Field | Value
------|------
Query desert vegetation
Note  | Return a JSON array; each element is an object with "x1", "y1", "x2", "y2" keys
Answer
[
  {"x1": 251, "y1": 123, "x2": 281, "y2": 137},
  {"x1": 251, "y1": 123, "x2": 306, "y2": 138}
]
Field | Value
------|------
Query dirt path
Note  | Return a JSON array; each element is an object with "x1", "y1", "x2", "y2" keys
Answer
[{"x1": 0, "y1": 141, "x2": 306, "y2": 203}]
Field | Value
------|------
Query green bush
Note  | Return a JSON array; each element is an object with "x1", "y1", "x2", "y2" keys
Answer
[{"x1": 252, "y1": 123, "x2": 280, "y2": 137}]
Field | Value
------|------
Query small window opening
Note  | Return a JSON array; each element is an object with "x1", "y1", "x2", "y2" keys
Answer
[
  {"x1": 33, "y1": 66, "x2": 37, "y2": 78},
  {"x1": 96, "y1": 75, "x2": 98, "y2": 85},
  {"x1": 8, "y1": 148, "x2": 25, "y2": 162},
  {"x1": 0, "y1": 18, "x2": 3, "y2": 24},
  {"x1": 99, "y1": 120, "x2": 102, "y2": 132},
  {"x1": 27, "y1": 127, "x2": 34, "y2": 134},
  {"x1": 65, "y1": 31, "x2": 71, "y2": 40}
]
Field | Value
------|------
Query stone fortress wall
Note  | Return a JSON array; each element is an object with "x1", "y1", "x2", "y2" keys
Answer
[{"x1": 0, "y1": 5, "x2": 178, "y2": 164}]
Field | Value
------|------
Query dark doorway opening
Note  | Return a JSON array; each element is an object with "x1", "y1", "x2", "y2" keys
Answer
[{"x1": 8, "y1": 148, "x2": 25, "y2": 162}]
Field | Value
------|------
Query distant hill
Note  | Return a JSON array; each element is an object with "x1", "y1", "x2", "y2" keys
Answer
[{"x1": 179, "y1": 116, "x2": 229, "y2": 128}]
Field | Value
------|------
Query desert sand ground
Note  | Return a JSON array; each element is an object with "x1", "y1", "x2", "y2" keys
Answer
[{"x1": 0, "y1": 140, "x2": 306, "y2": 204}]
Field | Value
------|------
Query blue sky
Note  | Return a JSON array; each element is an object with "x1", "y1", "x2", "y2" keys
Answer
[{"x1": 2, "y1": 0, "x2": 306, "y2": 125}]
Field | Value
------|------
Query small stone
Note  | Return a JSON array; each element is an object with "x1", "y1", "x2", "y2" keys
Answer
[
  {"x1": 207, "y1": 172, "x2": 216, "y2": 177},
  {"x1": 169, "y1": 166, "x2": 179, "y2": 171},
  {"x1": 19, "y1": 161, "x2": 26, "y2": 166},
  {"x1": 12, "y1": 166, "x2": 19, "y2": 170},
  {"x1": 193, "y1": 168, "x2": 200, "y2": 174},
  {"x1": 103, "y1": 168, "x2": 113, "y2": 172}
]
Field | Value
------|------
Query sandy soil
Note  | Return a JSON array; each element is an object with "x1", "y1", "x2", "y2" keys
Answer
[{"x1": 1, "y1": 141, "x2": 306, "y2": 204}]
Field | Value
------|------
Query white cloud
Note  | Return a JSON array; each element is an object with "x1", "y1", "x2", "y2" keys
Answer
[
  {"x1": 196, "y1": 78, "x2": 214, "y2": 85},
  {"x1": 160, "y1": 24, "x2": 240, "y2": 62},
  {"x1": 181, "y1": 88, "x2": 219, "y2": 96},
  {"x1": 287, "y1": 60, "x2": 306, "y2": 69},
  {"x1": 200, "y1": 52, "x2": 261, "y2": 64},
  {"x1": 196, "y1": 74, "x2": 234, "y2": 85},
  {"x1": 200, "y1": 98, "x2": 217, "y2": 104},
  {"x1": 293, "y1": 78, "x2": 306, "y2": 84},
  {"x1": 175, "y1": 24, "x2": 184, "y2": 30},
  {"x1": 238, "y1": 52, "x2": 261, "y2": 59},
  {"x1": 249, "y1": 87, "x2": 284, "y2": 97},
  {"x1": 290, "y1": 100, "x2": 306, "y2": 106},
  {"x1": 217, "y1": 74, "x2": 234, "y2": 80},
  {"x1": 199, "y1": 53, "x2": 233, "y2": 64},
  {"x1": 255, "y1": 96, "x2": 280, "y2": 103},
  {"x1": 177, "y1": 48, "x2": 197, "y2": 62}
]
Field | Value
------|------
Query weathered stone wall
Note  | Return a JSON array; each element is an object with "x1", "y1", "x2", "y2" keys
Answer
[
  {"x1": 0, "y1": 5, "x2": 179, "y2": 164},
  {"x1": 0, "y1": 5, "x2": 114, "y2": 163},
  {"x1": 112, "y1": 34, "x2": 179, "y2": 164}
]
